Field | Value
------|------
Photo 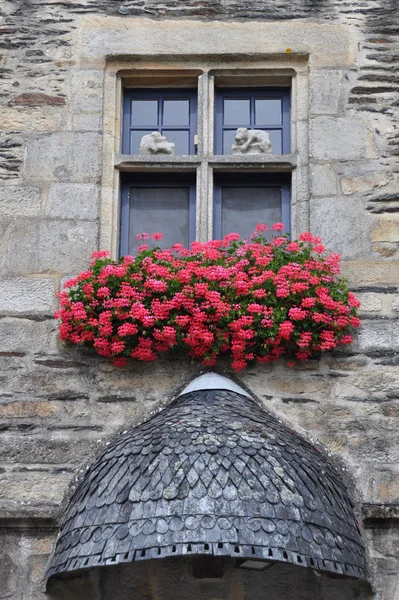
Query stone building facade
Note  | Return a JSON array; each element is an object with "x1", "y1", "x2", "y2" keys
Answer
[{"x1": 0, "y1": 1, "x2": 399, "y2": 599}]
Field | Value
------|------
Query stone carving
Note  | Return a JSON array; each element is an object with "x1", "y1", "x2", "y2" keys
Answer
[
  {"x1": 231, "y1": 127, "x2": 273, "y2": 154},
  {"x1": 139, "y1": 131, "x2": 175, "y2": 155}
]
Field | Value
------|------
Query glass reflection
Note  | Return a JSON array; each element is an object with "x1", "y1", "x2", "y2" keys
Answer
[
  {"x1": 255, "y1": 99, "x2": 282, "y2": 125},
  {"x1": 129, "y1": 187, "x2": 189, "y2": 252},
  {"x1": 224, "y1": 99, "x2": 250, "y2": 126},
  {"x1": 131, "y1": 100, "x2": 158, "y2": 127},
  {"x1": 163, "y1": 130, "x2": 189, "y2": 155},
  {"x1": 163, "y1": 100, "x2": 189, "y2": 126},
  {"x1": 222, "y1": 187, "x2": 281, "y2": 240}
]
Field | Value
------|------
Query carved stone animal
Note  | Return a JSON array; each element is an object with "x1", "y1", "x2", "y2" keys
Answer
[
  {"x1": 139, "y1": 131, "x2": 175, "y2": 155},
  {"x1": 231, "y1": 128, "x2": 273, "y2": 154}
]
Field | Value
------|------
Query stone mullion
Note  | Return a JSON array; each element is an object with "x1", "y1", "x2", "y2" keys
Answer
[{"x1": 196, "y1": 73, "x2": 214, "y2": 242}]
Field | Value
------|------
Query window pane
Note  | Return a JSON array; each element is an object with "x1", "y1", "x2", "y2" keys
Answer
[
  {"x1": 223, "y1": 130, "x2": 238, "y2": 155},
  {"x1": 221, "y1": 187, "x2": 281, "y2": 240},
  {"x1": 130, "y1": 130, "x2": 155, "y2": 154},
  {"x1": 255, "y1": 99, "x2": 282, "y2": 126},
  {"x1": 129, "y1": 187, "x2": 189, "y2": 252},
  {"x1": 131, "y1": 100, "x2": 158, "y2": 127},
  {"x1": 163, "y1": 130, "x2": 189, "y2": 155},
  {"x1": 266, "y1": 130, "x2": 282, "y2": 154},
  {"x1": 163, "y1": 99, "x2": 189, "y2": 126},
  {"x1": 224, "y1": 99, "x2": 250, "y2": 126}
]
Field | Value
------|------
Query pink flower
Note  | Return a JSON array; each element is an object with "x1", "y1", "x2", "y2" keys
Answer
[
  {"x1": 152, "y1": 232, "x2": 163, "y2": 241},
  {"x1": 313, "y1": 244, "x2": 326, "y2": 254},
  {"x1": 255, "y1": 223, "x2": 267, "y2": 232},
  {"x1": 137, "y1": 244, "x2": 149, "y2": 252},
  {"x1": 271, "y1": 222, "x2": 284, "y2": 231}
]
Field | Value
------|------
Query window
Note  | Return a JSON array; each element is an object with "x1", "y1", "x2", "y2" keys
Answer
[
  {"x1": 213, "y1": 174, "x2": 290, "y2": 240},
  {"x1": 122, "y1": 89, "x2": 197, "y2": 155},
  {"x1": 120, "y1": 174, "x2": 196, "y2": 255},
  {"x1": 119, "y1": 75, "x2": 292, "y2": 255},
  {"x1": 214, "y1": 88, "x2": 291, "y2": 155}
]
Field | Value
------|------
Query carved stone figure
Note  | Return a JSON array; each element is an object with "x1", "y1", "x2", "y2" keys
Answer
[
  {"x1": 231, "y1": 127, "x2": 273, "y2": 154},
  {"x1": 139, "y1": 131, "x2": 175, "y2": 155}
]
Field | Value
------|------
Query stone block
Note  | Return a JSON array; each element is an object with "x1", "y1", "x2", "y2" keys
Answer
[
  {"x1": 38, "y1": 220, "x2": 98, "y2": 273},
  {"x1": 80, "y1": 17, "x2": 355, "y2": 69},
  {"x1": 5, "y1": 221, "x2": 40, "y2": 273},
  {"x1": 73, "y1": 113, "x2": 102, "y2": 131},
  {"x1": 0, "y1": 106, "x2": 62, "y2": 133},
  {"x1": 24, "y1": 133, "x2": 100, "y2": 182},
  {"x1": 357, "y1": 293, "x2": 383, "y2": 313},
  {"x1": 341, "y1": 173, "x2": 391, "y2": 196},
  {"x1": 70, "y1": 70, "x2": 104, "y2": 113},
  {"x1": 310, "y1": 117, "x2": 367, "y2": 160},
  {"x1": 0, "y1": 471, "x2": 71, "y2": 503},
  {"x1": 310, "y1": 164, "x2": 337, "y2": 196},
  {"x1": 357, "y1": 320, "x2": 399, "y2": 352},
  {"x1": 0, "y1": 186, "x2": 41, "y2": 217},
  {"x1": 0, "y1": 278, "x2": 55, "y2": 316},
  {"x1": 310, "y1": 197, "x2": 371, "y2": 259},
  {"x1": 310, "y1": 70, "x2": 341, "y2": 114},
  {"x1": 12, "y1": 93, "x2": 65, "y2": 106},
  {"x1": 0, "y1": 401, "x2": 56, "y2": 418},
  {"x1": 342, "y1": 261, "x2": 399, "y2": 286},
  {"x1": 46, "y1": 183, "x2": 99, "y2": 220},
  {"x1": 392, "y1": 296, "x2": 399, "y2": 312},
  {"x1": 0, "y1": 318, "x2": 58, "y2": 354},
  {"x1": 371, "y1": 217, "x2": 399, "y2": 243}
]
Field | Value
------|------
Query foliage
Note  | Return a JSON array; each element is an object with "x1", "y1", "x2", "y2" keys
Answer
[{"x1": 55, "y1": 224, "x2": 360, "y2": 371}]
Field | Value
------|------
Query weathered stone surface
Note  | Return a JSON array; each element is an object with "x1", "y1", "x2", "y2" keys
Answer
[
  {"x1": 310, "y1": 197, "x2": 371, "y2": 259},
  {"x1": 371, "y1": 217, "x2": 399, "y2": 243},
  {"x1": 0, "y1": 278, "x2": 55, "y2": 316},
  {"x1": 24, "y1": 133, "x2": 101, "y2": 182},
  {"x1": 0, "y1": 186, "x2": 41, "y2": 217},
  {"x1": 46, "y1": 183, "x2": 99, "y2": 220},
  {"x1": 38, "y1": 221, "x2": 98, "y2": 273},
  {"x1": 139, "y1": 132, "x2": 175, "y2": 155},
  {"x1": 310, "y1": 164, "x2": 337, "y2": 197},
  {"x1": 357, "y1": 293, "x2": 383, "y2": 313},
  {"x1": 342, "y1": 261, "x2": 399, "y2": 286},
  {"x1": 310, "y1": 117, "x2": 367, "y2": 160},
  {"x1": 70, "y1": 70, "x2": 104, "y2": 113},
  {"x1": 0, "y1": 401, "x2": 56, "y2": 418},
  {"x1": 11, "y1": 93, "x2": 66, "y2": 106},
  {"x1": 231, "y1": 128, "x2": 273, "y2": 154},
  {"x1": 0, "y1": 550, "x2": 18, "y2": 598},
  {"x1": 341, "y1": 174, "x2": 391, "y2": 196},
  {"x1": 357, "y1": 320, "x2": 399, "y2": 352},
  {"x1": 310, "y1": 70, "x2": 342, "y2": 115},
  {"x1": 0, "y1": 318, "x2": 58, "y2": 354}
]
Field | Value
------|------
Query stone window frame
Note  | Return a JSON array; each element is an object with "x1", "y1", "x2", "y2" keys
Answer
[{"x1": 100, "y1": 55, "x2": 309, "y2": 258}]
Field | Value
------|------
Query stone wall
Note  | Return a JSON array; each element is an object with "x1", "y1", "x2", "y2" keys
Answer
[{"x1": 0, "y1": 0, "x2": 399, "y2": 598}]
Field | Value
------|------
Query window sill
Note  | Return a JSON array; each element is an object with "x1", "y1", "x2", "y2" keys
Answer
[{"x1": 114, "y1": 153, "x2": 296, "y2": 172}]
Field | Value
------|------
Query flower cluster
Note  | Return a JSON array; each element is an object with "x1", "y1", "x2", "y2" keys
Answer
[{"x1": 55, "y1": 225, "x2": 360, "y2": 371}]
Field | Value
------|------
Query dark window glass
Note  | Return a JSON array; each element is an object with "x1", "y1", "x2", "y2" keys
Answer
[
  {"x1": 215, "y1": 88, "x2": 290, "y2": 155},
  {"x1": 214, "y1": 174, "x2": 291, "y2": 239},
  {"x1": 123, "y1": 90, "x2": 197, "y2": 155},
  {"x1": 129, "y1": 188, "x2": 189, "y2": 252},
  {"x1": 120, "y1": 175, "x2": 196, "y2": 256},
  {"x1": 221, "y1": 187, "x2": 282, "y2": 240}
]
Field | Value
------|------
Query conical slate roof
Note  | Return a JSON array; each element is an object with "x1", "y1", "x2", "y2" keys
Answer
[{"x1": 47, "y1": 375, "x2": 366, "y2": 581}]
